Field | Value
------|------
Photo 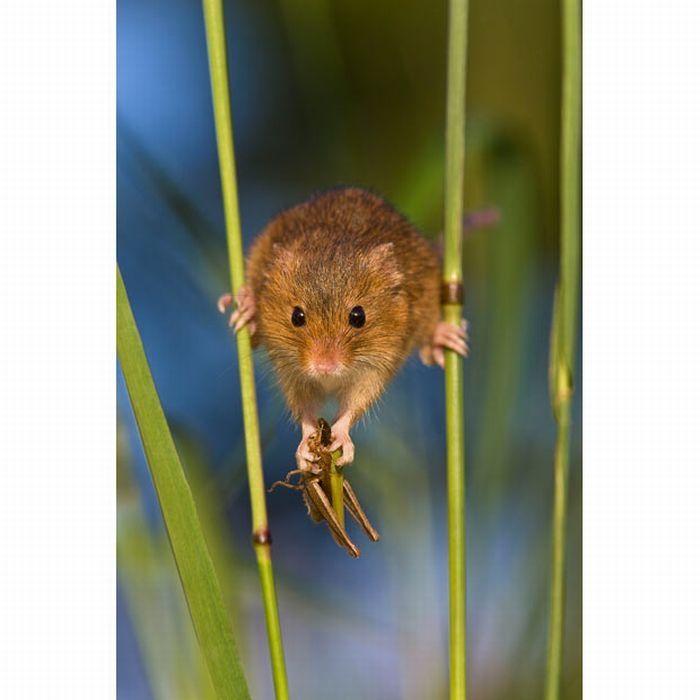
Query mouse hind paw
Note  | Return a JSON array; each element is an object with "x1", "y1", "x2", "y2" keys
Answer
[{"x1": 420, "y1": 319, "x2": 469, "y2": 368}]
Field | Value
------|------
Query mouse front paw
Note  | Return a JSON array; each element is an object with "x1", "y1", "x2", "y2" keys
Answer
[
  {"x1": 217, "y1": 285, "x2": 257, "y2": 335},
  {"x1": 295, "y1": 440, "x2": 320, "y2": 472},
  {"x1": 329, "y1": 430, "x2": 355, "y2": 466}
]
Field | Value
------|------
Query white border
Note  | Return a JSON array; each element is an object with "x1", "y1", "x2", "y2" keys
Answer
[
  {"x1": 0, "y1": 1, "x2": 115, "y2": 696},
  {"x1": 585, "y1": 1, "x2": 700, "y2": 697}
]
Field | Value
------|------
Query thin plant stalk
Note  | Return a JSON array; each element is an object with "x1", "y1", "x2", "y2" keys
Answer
[
  {"x1": 443, "y1": 0, "x2": 469, "y2": 697},
  {"x1": 330, "y1": 450, "x2": 345, "y2": 528},
  {"x1": 201, "y1": 1, "x2": 289, "y2": 697},
  {"x1": 117, "y1": 268, "x2": 250, "y2": 699},
  {"x1": 544, "y1": 0, "x2": 581, "y2": 698}
]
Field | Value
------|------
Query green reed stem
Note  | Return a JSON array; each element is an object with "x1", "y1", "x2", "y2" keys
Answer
[
  {"x1": 545, "y1": 0, "x2": 581, "y2": 698},
  {"x1": 330, "y1": 450, "x2": 345, "y2": 528},
  {"x1": 201, "y1": 1, "x2": 289, "y2": 697},
  {"x1": 443, "y1": 0, "x2": 469, "y2": 697}
]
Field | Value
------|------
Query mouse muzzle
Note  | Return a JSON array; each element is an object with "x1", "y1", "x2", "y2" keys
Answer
[{"x1": 307, "y1": 342, "x2": 346, "y2": 377}]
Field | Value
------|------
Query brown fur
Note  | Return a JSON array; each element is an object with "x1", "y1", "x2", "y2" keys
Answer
[{"x1": 245, "y1": 187, "x2": 442, "y2": 424}]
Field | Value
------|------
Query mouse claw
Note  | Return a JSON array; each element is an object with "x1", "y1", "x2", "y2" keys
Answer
[
  {"x1": 217, "y1": 293, "x2": 233, "y2": 314},
  {"x1": 230, "y1": 308, "x2": 257, "y2": 335}
]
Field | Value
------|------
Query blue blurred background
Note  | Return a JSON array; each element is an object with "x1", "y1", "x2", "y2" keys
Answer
[{"x1": 117, "y1": 0, "x2": 581, "y2": 698}]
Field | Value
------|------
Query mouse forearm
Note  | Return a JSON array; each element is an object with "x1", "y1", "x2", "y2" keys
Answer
[
  {"x1": 328, "y1": 380, "x2": 384, "y2": 466},
  {"x1": 335, "y1": 374, "x2": 387, "y2": 428}
]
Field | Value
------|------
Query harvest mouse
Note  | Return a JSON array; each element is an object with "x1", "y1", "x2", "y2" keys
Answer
[{"x1": 218, "y1": 187, "x2": 469, "y2": 470}]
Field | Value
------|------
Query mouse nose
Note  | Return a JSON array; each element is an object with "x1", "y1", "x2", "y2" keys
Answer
[
  {"x1": 311, "y1": 357, "x2": 341, "y2": 375},
  {"x1": 309, "y1": 347, "x2": 344, "y2": 375}
]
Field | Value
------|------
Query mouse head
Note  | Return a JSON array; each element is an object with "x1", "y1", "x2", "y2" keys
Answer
[{"x1": 258, "y1": 241, "x2": 409, "y2": 383}]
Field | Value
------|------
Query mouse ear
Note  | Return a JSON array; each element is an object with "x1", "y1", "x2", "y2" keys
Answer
[
  {"x1": 271, "y1": 242, "x2": 297, "y2": 271},
  {"x1": 367, "y1": 242, "x2": 403, "y2": 287}
]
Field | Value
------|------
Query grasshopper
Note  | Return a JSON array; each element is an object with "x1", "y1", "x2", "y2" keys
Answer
[{"x1": 270, "y1": 418, "x2": 380, "y2": 558}]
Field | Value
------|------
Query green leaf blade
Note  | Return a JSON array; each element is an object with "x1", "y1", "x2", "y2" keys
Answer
[{"x1": 117, "y1": 266, "x2": 250, "y2": 700}]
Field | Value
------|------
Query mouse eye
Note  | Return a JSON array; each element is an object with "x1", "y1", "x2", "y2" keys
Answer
[
  {"x1": 349, "y1": 306, "x2": 365, "y2": 328},
  {"x1": 291, "y1": 306, "x2": 306, "y2": 327}
]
